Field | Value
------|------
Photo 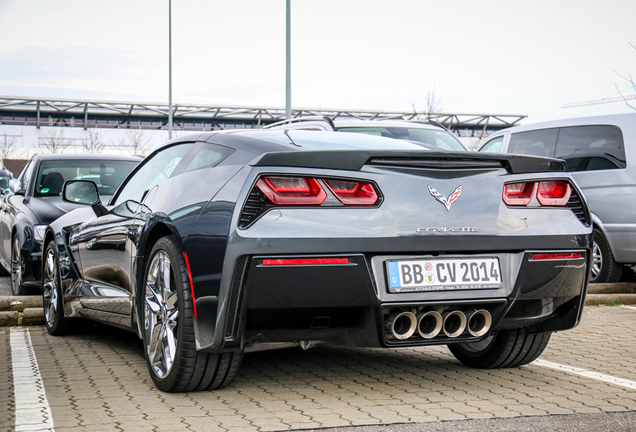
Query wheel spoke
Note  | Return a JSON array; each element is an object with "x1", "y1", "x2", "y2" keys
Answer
[
  {"x1": 148, "y1": 322, "x2": 164, "y2": 363},
  {"x1": 145, "y1": 282, "x2": 162, "y2": 313},
  {"x1": 163, "y1": 323, "x2": 176, "y2": 372},
  {"x1": 165, "y1": 291, "x2": 178, "y2": 311}
]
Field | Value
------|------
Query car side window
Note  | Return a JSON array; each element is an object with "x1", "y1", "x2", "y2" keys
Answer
[
  {"x1": 182, "y1": 143, "x2": 235, "y2": 173},
  {"x1": 16, "y1": 159, "x2": 35, "y2": 194},
  {"x1": 554, "y1": 125, "x2": 625, "y2": 171},
  {"x1": 480, "y1": 136, "x2": 504, "y2": 152},
  {"x1": 508, "y1": 129, "x2": 558, "y2": 157},
  {"x1": 114, "y1": 143, "x2": 194, "y2": 206}
]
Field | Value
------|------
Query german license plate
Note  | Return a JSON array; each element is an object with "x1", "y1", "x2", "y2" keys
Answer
[{"x1": 386, "y1": 257, "x2": 503, "y2": 293}]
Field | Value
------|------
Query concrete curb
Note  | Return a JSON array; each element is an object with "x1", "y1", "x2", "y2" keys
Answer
[{"x1": 0, "y1": 295, "x2": 45, "y2": 326}]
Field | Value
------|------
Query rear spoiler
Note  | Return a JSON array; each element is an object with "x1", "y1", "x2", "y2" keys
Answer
[{"x1": 252, "y1": 150, "x2": 566, "y2": 174}]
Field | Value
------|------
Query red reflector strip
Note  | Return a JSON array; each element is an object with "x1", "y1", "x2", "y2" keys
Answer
[
  {"x1": 531, "y1": 253, "x2": 581, "y2": 260},
  {"x1": 183, "y1": 252, "x2": 197, "y2": 318},
  {"x1": 262, "y1": 258, "x2": 350, "y2": 266}
]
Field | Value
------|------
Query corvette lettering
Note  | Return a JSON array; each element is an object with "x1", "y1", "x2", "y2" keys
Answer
[{"x1": 417, "y1": 227, "x2": 480, "y2": 233}]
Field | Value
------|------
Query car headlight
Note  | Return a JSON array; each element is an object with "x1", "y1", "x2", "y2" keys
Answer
[{"x1": 34, "y1": 225, "x2": 47, "y2": 242}]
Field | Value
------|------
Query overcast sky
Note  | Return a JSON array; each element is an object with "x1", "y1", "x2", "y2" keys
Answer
[{"x1": 1, "y1": 0, "x2": 635, "y2": 124}]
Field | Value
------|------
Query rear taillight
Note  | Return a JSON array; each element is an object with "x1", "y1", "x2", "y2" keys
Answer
[
  {"x1": 324, "y1": 179, "x2": 378, "y2": 205},
  {"x1": 503, "y1": 182, "x2": 534, "y2": 206},
  {"x1": 262, "y1": 257, "x2": 350, "y2": 266},
  {"x1": 256, "y1": 176, "x2": 378, "y2": 206},
  {"x1": 257, "y1": 176, "x2": 327, "y2": 205},
  {"x1": 531, "y1": 252, "x2": 581, "y2": 260},
  {"x1": 503, "y1": 180, "x2": 572, "y2": 207},
  {"x1": 537, "y1": 181, "x2": 571, "y2": 206}
]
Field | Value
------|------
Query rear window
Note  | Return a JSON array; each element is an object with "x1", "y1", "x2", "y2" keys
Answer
[
  {"x1": 338, "y1": 127, "x2": 466, "y2": 151},
  {"x1": 248, "y1": 130, "x2": 426, "y2": 150}
]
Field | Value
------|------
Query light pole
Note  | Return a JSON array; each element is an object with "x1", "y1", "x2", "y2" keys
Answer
[
  {"x1": 285, "y1": 0, "x2": 291, "y2": 120},
  {"x1": 168, "y1": 0, "x2": 173, "y2": 139}
]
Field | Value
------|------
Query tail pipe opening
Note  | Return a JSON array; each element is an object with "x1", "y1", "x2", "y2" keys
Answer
[
  {"x1": 465, "y1": 308, "x2": 492, "y2": 337},
  {"x1": 416, "y1": 310, "x2": 443, "y2": 339},
  {"x1": 442, "y1": 310, "x2": 467, "y2": 338},
  {"x1": 386, "y1": 310, "x2": 417, "y2": 340}
]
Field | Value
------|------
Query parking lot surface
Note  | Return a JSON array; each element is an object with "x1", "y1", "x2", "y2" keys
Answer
[{"x1": 2, "y1": 304, "x2": 636, "y2": 431}]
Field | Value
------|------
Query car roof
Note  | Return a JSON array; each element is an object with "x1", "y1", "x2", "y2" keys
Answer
[
  {"x1": 36, "y1": 153, "x2": 142, "y2": 162},
  {"x1": 333, "y1": 120, "x2": 445, "y2": 130},
  {"x1": 494, "y1": 112, "x2": 636, "y2": 135}
]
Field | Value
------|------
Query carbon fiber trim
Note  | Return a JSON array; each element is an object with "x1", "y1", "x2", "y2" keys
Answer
[
  {"x1": 224, "y1": 256, "x2": 249, "y2": 339},
  {"x1": 367, "y1": 157, "x2": 505, "y2": 170}
]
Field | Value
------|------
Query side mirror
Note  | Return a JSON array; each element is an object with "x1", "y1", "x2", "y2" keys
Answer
[
  {"x1": 62, "y1": 180, "x2": 108, "y2": 217},
  {"x1": 9, "y1": 178, "x2": 24, "y2": 195}
]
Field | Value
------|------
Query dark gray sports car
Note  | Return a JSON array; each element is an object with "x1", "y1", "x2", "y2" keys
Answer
[{"x1": 42, "y1": 130, "x2": 592, "y2": 392}]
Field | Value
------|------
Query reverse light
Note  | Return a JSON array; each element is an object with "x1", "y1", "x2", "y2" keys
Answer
[
  {"x1": 324, "y1": 179, "x2": 378, "y2": 205},
  {"x1": 502, "y1": 182, "x2": 534, "y2": 206},
  {"x1": 257, "y1": 176, "x2": 327, "y2": 205},
  {"x1": 262, "y1": 258, "x2": 350, "y2": 266},
  {"x1": 537, "y1": 181, "x2": 571, "y2": 206}
]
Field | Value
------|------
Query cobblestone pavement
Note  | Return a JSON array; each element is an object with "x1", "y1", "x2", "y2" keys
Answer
[{"x1": 1, "y1": 306, "x2": 636, "y2": 432}]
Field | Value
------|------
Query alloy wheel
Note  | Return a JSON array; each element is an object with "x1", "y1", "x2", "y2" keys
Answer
[
  {"x1": 591, "y1": 240, "x2": 602, "y2": 281},
  {"x1": 144, "y1": 250, "x2": 179, "y2": 379},
  {"x1": 11, "y1": 235, "x2": 22, "y2": 295},
  {"x1": 43, "y1": 247, "x2": 58, "y2": 327}
]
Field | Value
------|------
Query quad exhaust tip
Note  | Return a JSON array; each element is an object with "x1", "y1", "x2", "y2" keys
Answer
[
  {"x1": 385, "y1": 306, "x2": 493, "y2": 341},
  {"x1": 442, "y1": 310, "x2": 467, "y2": 338},
  {"x1": 386, "y1": 311, "x2": 417, "y2": 340},
  {"x1": 466, "y1": 308, "x2": 492, "y2": 337},
  {"x1": 416, "y1": 310, "x2": 443, "y2": 339}
]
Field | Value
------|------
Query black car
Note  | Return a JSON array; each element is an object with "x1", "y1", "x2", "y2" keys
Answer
[
  {"x1": 0, "y1": 153, "x2": 140, "y2": 294},
  {"x1": 0, "y1": 168, "x2": 13, "y2": 193},
  {"x1": 42, "y1": 130, "x2": 591, "y2": 393}
]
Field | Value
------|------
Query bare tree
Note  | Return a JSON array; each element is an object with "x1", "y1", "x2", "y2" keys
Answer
[
  {"x1": 425, "y1": 87, "x2": 443, "y2": 120},
  {"x1": 0, "y1": 132, "x2": 16, "y2": 162},
  {"x1": 615, "y1": 43, "x2": 636, "y2": 110},
  {"x1": 82, "y1": 129, "x2": 105, "y2": 153},
  {"x1": 40, "y1": 129, "x2": 70, "y2": 154},
  {"x1": 119, "y1": 129, "x2": 150, "y2": 155}
]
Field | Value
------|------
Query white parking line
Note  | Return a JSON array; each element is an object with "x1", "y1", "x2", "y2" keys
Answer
[
  {"x1": 10, "y1": 327, "x2": 55, "y2": 432},
  {"x1": 533, "y1": 359, "x2": 636, "y2": 390}
]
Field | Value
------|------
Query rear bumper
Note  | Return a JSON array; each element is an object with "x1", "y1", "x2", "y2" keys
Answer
[{"x1": 207, "y1": 247, "x2": 589, "y2": 352}]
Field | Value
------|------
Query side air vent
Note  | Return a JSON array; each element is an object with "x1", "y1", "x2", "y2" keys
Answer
[
  {"x1": 239, "y1": 189, "x2": 269, "y2": 228},
  {"x1": 224, "y1": 256, "x2": 249, "y2": 339},
  {"x1": 566, "y1": 187, "x2": 590, "y2": 227},
  {"x1": 367, "y1": 157, "x2": 505, "y2": 170}
]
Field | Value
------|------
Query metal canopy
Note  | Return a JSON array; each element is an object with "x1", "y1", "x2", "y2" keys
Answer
[{"x1": 0, "y1": 96, "x2": 525, "y2": 134}]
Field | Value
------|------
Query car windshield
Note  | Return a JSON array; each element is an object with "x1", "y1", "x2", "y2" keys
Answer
[
  {"x1": 337, "y1": 127, "x2": 466, "y2": 151},
  {"x1": 34, "y1": 159, "x2": 138, "y2": 198},
  {"x1": 244, "y1": 130, "x2": 428, "y2": 150}
]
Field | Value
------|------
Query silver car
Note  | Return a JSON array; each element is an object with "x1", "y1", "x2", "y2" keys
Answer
[
  {"x1": 479, "y1": 113, "x2": 636, "y2": 283},
  {"x1": 265, "y1": 117, "x2": 467, "y2": 151}
]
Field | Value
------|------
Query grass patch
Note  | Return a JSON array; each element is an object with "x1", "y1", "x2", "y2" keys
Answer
[{"x1": 598, "y1": 298, "x2": 624, "y2": 306}]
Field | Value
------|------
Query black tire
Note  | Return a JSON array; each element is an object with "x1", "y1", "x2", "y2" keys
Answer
[
  {"x1": 42, "y1": 240, "x2": 72, "y2": 335},
  {"x1": 141, "y1": 236, "x2": 242, "y2": 393},
  {"x1": 590, "y1": 227, "x2": 623, "y2": 283},
  {"x1": 448, "y1": 329, "x2": 551, "y2": 369},
  {"x1": 10, "y1": 233, "x2": 26, "y2": 295}
]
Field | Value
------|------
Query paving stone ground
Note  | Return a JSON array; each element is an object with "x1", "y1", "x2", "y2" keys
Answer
[{"x1": 1, "y1": 306, "x2": 636, "y2": 431}]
